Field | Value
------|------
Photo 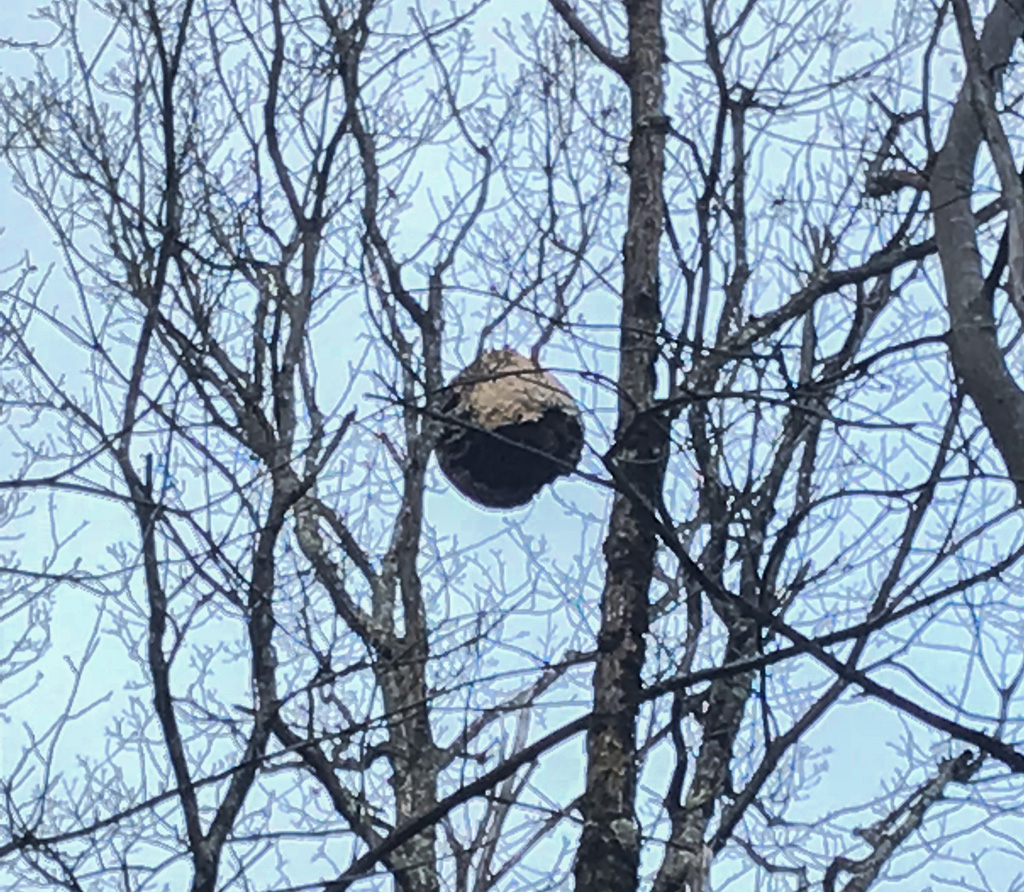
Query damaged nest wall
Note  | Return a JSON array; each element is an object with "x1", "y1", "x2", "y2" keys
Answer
[{"x1": 435, "y1": 350, "x2": 584, "y2": 508}]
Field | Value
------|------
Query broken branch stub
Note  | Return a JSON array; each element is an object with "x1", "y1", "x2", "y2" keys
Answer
[{"x1": 435, "y1": 350, "x2": 584, "y2": 508}]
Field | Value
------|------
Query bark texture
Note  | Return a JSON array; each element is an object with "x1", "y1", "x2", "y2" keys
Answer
[
  {"x1": 574, "y1": 2, "x2": 669, "y2": 891},
  {"x1": 932, "y1": 0, "x2": 1024, "y2": 501},
  {"x1": 652, "y1": 627, "x2": 756, "y2": 892}
]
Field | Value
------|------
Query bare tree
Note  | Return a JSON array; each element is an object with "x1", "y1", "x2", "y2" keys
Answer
[
  {"x1": 1, "y1": 1, "x2": 1023, "y2": 891},
  {"x1": 0, "y1": 255, "x2": 54, "y2": 734}
]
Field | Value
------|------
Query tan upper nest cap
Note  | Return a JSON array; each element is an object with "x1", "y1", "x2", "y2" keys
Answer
[{"x1": 446, "y1": 349, "x2": 580, "y2": 428}]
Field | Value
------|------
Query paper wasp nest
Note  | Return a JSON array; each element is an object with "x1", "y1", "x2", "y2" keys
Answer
[{"x1": 435, "y1": 350, "x2": 584, "y2": 508}]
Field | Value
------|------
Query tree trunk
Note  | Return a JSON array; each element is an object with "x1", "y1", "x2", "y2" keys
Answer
[
  {"x1": 574, "y1": 2, "x2": 668, "y2": 891},
  {"x1": 932, "y1": 0, "x2": 1024, "y2": 501}
]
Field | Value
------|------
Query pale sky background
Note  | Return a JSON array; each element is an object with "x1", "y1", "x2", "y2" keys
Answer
[{"x1": 1, "y1": 1, "x2": 1022, "y2": 890}]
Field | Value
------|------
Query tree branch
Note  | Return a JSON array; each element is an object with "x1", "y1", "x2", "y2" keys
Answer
[{"x1": 548, "y1": 0, "x2": 629, "y2": 78}]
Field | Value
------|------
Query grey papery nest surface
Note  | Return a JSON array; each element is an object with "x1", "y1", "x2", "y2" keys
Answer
[{"x1": 435, "y1": 349, "x2": 584, "y2": 508}]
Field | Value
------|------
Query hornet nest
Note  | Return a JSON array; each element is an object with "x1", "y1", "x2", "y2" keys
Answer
[{"x1": 435, "y1": 349, "x2": 584, "y2": 508}]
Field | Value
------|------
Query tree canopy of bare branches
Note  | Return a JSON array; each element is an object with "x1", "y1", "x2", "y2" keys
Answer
[{"x1": 2, "y1": 1, "x2": 1024, "y2": 891}]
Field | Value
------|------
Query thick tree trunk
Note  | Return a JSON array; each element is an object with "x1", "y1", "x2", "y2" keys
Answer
[
  {"x1": 932, "y1": 0, "x2": 1024, "y2": 501},
  {"x1": 574, "y1": 2, "x2": 668, "y2": 891},
  {"x1": 376, "y1": 450, "x2": 441, "y2": 892}
]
